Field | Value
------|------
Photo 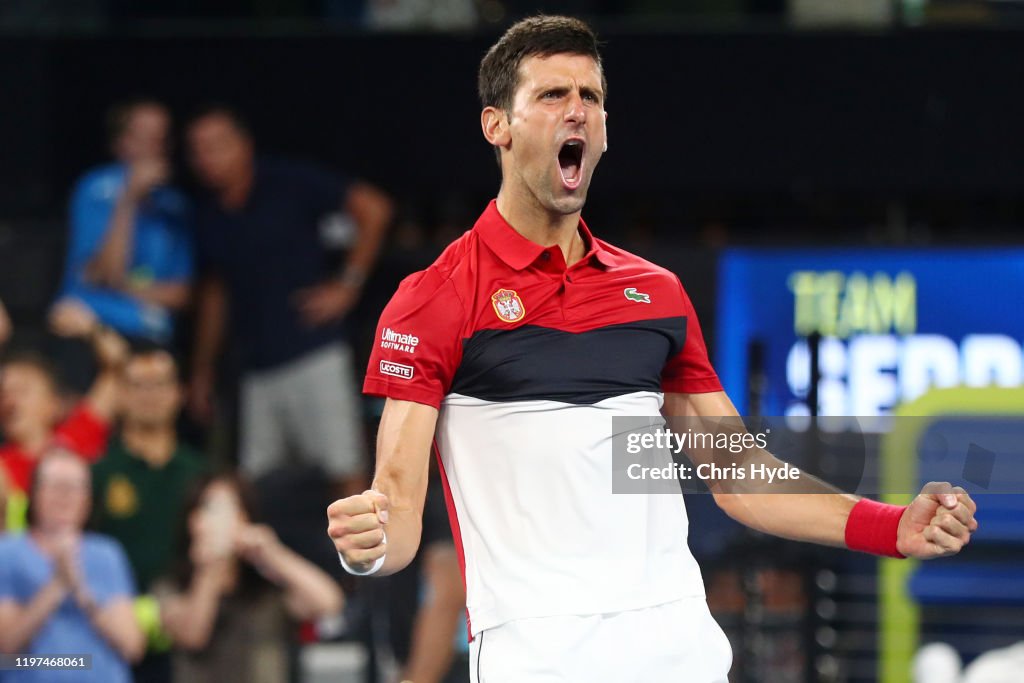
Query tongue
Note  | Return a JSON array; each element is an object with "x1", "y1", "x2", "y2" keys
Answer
[
  {"x1": 559, "y1": 151, "x2": 580, "y2": 181},
  {"x1": 561, "y1": 160, "x2": 580, "y2": 180}
]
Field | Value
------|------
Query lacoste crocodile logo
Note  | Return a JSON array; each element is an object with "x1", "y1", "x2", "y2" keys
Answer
[{"x1": 623, "y1": 287, "x2": 651, "y2": 304}]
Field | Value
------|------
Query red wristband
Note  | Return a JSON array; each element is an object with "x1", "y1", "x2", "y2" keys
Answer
[{"x1": 845, "y1": 498, "x2": 907, "y2": 558}]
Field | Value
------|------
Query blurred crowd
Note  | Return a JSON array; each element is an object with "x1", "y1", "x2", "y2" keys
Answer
[{"x1": 0, "y1": 99, "x2": 465, "y2": 683}]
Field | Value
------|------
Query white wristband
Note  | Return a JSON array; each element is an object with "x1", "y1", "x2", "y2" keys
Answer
[{"x1": 338, "y1": 530, "x2": 386, "y2": 576}]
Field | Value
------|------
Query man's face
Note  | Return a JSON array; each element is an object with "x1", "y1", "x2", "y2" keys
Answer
[
  {"x1": 0, "y1": 364, "x2": 61, "y2": 443},
  {"x1": 187, "y1": 114, "x2": 253, "y2": 190},
  {"x1": 116, "y1": 104, "x2": 170, "y2": 163},
  {"x1": 33, "y1": 452, "x2": 91, "y2": 532},
  {"x1": 501, "y1": 53, "x2": 607, "y2": 216},
  {"x1": 120, "y1": 352, "x2": 181, "y2": 428}
]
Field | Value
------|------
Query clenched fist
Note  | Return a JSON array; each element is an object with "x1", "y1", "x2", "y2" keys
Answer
[
  {"x1": 897, "y1": 482, "x2": 979, "y2": 559},
  {"x1": 327, "y1": 490, "x2": 389, "y2": 574}
]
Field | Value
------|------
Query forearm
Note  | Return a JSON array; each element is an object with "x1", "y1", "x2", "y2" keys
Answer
[
  {"x1": 263, "y1": 546, "x2": 343, "y2": 620},
  {"x1": 165, "y1": 571, "x2": 223, "y2": 651},
  {"x1": 82, "y1": 371, "x2": 118, "y2": 423},
  {"x1": 366, "y1": 400, "x2": 433, "y2": 575},
  {"x1": 370, "y1": 485, "x2": 421, "y2": 577},
  {"x1": 129, "y1": 281, "x2": 190, "y2": 310},
  {"x1": 340, "y1": 183, "x2": 392, "y2": 285},
  {"x1": 192, "y1": 279, "x2": 226, "y2": 376},
  {"x1": 0, "y1": 581, "x2": 67, "y2": 653},
  {"x1": 87, "y1": 195, "x2": 137, "y2": 285},
  {"x1": 82, "y1": 329, "x2": 124, "y2": 421},
  {"x1": 89, "y1": 601, "x2": 144, "y2": 663}
]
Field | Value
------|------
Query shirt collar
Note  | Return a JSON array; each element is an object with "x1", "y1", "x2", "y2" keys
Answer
[{"x1": 473, "y1": 199, "x2": 620, "y2": 271}]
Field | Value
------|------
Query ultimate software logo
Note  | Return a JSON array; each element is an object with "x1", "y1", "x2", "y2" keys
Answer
[{"x1": 381, "y1": 328, "x2": 420, "y2": 353}]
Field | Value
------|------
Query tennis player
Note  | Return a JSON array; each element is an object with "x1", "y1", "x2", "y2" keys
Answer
[{"x1": 328, "y1": 16, "x2": 978, "y2": 682}]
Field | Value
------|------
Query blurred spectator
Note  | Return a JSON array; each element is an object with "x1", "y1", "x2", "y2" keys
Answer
[
  {"x1": 58, "y1": 98, "x2": 193, "y2": 346},
  {"x1": 90, "y1": 346, "x2": 207, "y2": 683},
  {"x1": 0, "y1": 463, "x2": 7, "y2": 533},
  {"x1": 92, "y1": 346, "x2": 206, "y2": 590},
  {"x1": 0, "y1": 300, "x2": 128, "y2": 530},
  {"x1": 156, "y1": 473, "x2": 343, "y2": 683},
  {"x1": 381, "y1": 479, "x2": 467, "y2": 683},
  {"x1": 185, "y1": 106, "x2": 392, "y2": 495},
  {"x1": 0, "y1": 298, "x2": 10, "y2": 349},
  {"x1": 0, "y1": 449, "x2": 145, "y2": 681}
]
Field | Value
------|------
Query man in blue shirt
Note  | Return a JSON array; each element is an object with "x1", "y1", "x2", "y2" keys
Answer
[
  {"x1": 0, "y1": 449, "x2": 144, "y2": 682},
  {"x1": 186, "y1": 106, "x2": 392, "y2": 495},
  {"x1": 58, "y1": 99, "x2": 193, "y2": 345}
]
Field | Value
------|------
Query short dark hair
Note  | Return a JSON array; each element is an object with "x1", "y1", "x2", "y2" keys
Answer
[
  {"x1": 187, "y1": 103, "x2": 252, "y2": 138},
  {"x1": 125, "y1": 340, "x2": 182, "y2": 381},
  {"x1": 106, "y1": 98, "x2": 166, "y2": 145},
  {"x1": 478, "y1": 15, "x2": 606, "y2": 113}
]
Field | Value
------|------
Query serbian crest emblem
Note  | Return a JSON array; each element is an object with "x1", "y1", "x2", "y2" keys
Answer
[{"x1": 491, "y1": 288, "x2": 525, "y2": 323}]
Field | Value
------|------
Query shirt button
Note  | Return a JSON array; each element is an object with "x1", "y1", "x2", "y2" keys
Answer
[
  {"x1": 565, "y1": 275, "x2": 573, "y2": 283},
  {"x1": 541, "y1": 252, "x2": 551, "y2": 261}
]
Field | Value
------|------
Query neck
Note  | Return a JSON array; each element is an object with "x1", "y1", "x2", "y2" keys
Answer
[
  {"x1": 218, "y1": 164, "x2": 254, "y2": 210},
  {"x1": 122, "y1": 423, "x2": 176, "y2": 467},
  {"x1": 496, "y1": 187, "x2": 585, "y2": 266}
]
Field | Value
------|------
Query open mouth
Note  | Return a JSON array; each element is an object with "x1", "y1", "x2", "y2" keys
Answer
[{"x1": 558, "y1": 139, "x2": 585, "y2": 190}]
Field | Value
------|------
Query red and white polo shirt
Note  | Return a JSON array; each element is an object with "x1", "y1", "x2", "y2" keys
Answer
[{"x1": 365, "y1": 200, "x2": 722, "y2": 637}]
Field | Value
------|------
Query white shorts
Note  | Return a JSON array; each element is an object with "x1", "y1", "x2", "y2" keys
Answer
[
  {"x1": 240, "y1": 342, "x2": 364, "y2": 479},
  {"x1": 469, "y1": 597, "x2": 732, "y2": 683}
]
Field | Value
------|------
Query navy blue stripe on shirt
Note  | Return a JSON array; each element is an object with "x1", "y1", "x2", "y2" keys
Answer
[{"x1": 450, "y1": 317, "x2": 688, "y2": 405}]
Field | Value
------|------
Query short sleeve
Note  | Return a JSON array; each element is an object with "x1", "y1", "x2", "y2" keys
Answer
[
  {"x1": 661, "y1": 277, "x2": 722, "y2": 394},
  {"x1": 53, "y1": 403, "x2": 111, "y2": 462},
  {"x1": 64, "y1": 174, "x2": 117, "y2": 284},
  {"x1": 363, "y1": 268, "x2": 465, "y2": 409},
  {"x1": 88, "y1": 536, "x2": 136, "y2": 606},
  {"x1": 0, "y1": 539, "x2": 14, "y2": 600}
]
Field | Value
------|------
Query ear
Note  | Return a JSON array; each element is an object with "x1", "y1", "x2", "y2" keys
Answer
[
  {"x1": 603, "y1": 110, "x2": 609, "y2": 153},
  {"x1": 481, "y1": 107, "x2": 511, "y2": 148}
]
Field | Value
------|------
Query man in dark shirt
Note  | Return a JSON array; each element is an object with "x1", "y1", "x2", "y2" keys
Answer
[
  {"x1": 92, "y1": 347, "x2": 206, "y2": 592},
  {"x1": 186, "y1": 106, "x2": 392, "y2": 495}
]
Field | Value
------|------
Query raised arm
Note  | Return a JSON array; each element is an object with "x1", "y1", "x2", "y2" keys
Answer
[
  {"x1": 48, "y1": 299, "x2": 128, "y2": 421},
  {"x1": 327, "y1": 398, "x2": 437, "y2": 576},
  {"x1": 159, "y1": 560, "x2": 231, "y2": 652},
  {"x1": 86, "y1": 159, "x2": 168, "y2": 288},
  {"x1": 234, "y1": 524, "x2": 343, "y2": 621},
  {"x1": 663, "y1": 391, "x2": 978, "y2": 559}
]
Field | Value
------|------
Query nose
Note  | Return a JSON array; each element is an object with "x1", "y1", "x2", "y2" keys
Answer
[{"x1": 564, "y1": 91, "x2": 587, "y2": 125}]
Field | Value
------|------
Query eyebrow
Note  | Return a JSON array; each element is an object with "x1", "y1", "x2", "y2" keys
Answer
[{"x1": 534, "y1": 83, "x2": 604, "y2": 101}]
